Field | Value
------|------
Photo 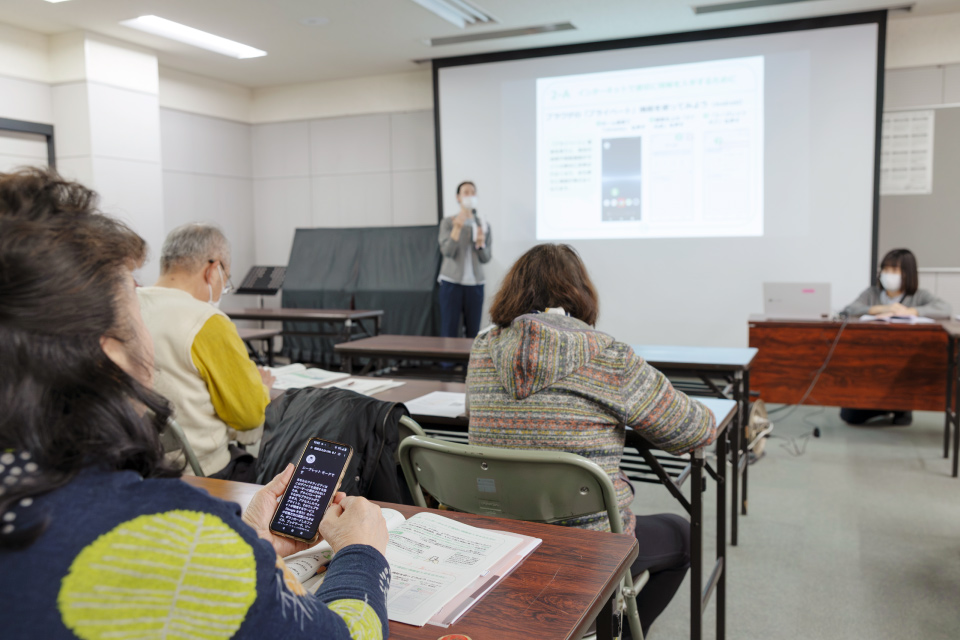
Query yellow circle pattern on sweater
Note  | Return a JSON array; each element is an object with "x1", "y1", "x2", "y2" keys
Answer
[{"x1": 58, "y1": 510, "x2": 257, "y2": 640}]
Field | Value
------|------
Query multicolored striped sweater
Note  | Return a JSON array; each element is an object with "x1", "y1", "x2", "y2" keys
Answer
[{"x1": 467, "y1": 313, "x2": 717, "y2": 536}]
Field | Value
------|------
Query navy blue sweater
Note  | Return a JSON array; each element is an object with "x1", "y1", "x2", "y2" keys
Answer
[{"x1": 0, "y1": 467, "x2": 390, "y2": 639}]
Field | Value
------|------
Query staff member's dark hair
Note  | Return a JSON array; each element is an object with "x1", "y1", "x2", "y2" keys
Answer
[
  {"x1": 456, "y1": 181, "x2": 475, "y2": 195},
  {"x1": 490, "y1": 243, "x2": 599, "y2": 327},
  {"x1": 879, "y1": 248, "x2": 919, "y2": 296},
  {"x1": 0, "y1": 167, "x2": 179, "y2": 549}
]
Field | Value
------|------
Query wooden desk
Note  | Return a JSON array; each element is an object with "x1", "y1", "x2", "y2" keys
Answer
[
  {"x1": 264, "y1": 382, "x2": 733, "y2": 639},
  {"x1": 237, "y1": 327, "x2": 281, "y2": 366},
  {"x1": 334, "y1": 335, "x2": 474, "y2": 378},
  {"x1": 181, "y1": 476, "x2": 638, "y2": 640},
  {"x1": 633, "y1": 345, "x2": 757, "y2": 546},
  {"x1": 748, "y1": 316, "x2": 947, "y2": 410}
]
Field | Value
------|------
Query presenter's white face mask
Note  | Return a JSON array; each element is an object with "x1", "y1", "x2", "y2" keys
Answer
[
  {"x1": 880, "y1": 271, "x2": 902, "y2": 294},
  {"x1": 461, "y1": 195, "x2": 478, "y2": 210}
]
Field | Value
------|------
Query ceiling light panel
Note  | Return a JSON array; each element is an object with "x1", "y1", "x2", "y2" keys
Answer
[
  {"x1": 409, "y1": 0, "x2": 496, "y2": 29},
  {"x1": 426, "y1": 22, "x2": 576, "y2": 46},
  {"x1": 119, "y1": 15, "x2": 266, "y2": 59}
]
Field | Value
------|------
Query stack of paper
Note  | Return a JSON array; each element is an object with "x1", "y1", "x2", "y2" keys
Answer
[
  {"x1": 268, "y1": 364, "x2": 351, "y2": 389},
  {"x1": 403, "y1": 391, "x2": 467, "y2": 419}
]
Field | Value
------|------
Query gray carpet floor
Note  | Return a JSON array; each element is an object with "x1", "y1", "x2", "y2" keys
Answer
[{"x1": 632, "y1": 405, "x2": 960, "y2": 639}]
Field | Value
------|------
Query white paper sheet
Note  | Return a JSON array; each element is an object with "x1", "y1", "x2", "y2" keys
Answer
[
  {"x1": 880, "y1": 110, "x2": 934, "y2": 196},
  {"x1": 328, "y1": 377, "x2": 406, "y2": 396},
  {"x1": 268, "y1": 363, "x2": 351, "y2": 389},
  {"x1": 402, "y1": 391, "x2": 466, "y2": 419}
]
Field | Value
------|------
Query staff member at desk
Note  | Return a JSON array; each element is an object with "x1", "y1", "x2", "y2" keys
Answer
[
  {"x1": 840, "y1": 248, "x2": 952, "y2": 426},
  {"x1": 438, "y1": 181, "x2": 492, "y2": 339},
  {"x1": 0, "y1": 168, "x2": 390, "y2": 640}
]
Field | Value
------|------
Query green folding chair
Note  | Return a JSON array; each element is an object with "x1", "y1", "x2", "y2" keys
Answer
[
  {"x1": 398, "y1": 435, "x2": 647, "y2": 640},
  {"x1": 160, "y1": 418, "x2": 205, "y2": 477},
  {"x1": 398, "y1": 415, "x2": 426, "y2": 441}
]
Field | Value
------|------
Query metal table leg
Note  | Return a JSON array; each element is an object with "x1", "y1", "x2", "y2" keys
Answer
[
  {"x1": 595, "y1": 590, "x2": 617, "y2": 640},
  {"x1": 690, "y1": 448, "x2": 703, "y2": 640},
  {"x1": 946, "y1": 338, "x2": 955, "y2": 459},
  {"x1": 730, "y1": 371, "x2": 742, "y2": 546},
  {"x1": 742, "y1": 369, "x2": 750, "y2": 517},
  {"x1": 954, "y1": 344, "x2": 960, "y2": 477},
  {"x1": 715, "y1": 421, "x2": 728, "y2": 640}
]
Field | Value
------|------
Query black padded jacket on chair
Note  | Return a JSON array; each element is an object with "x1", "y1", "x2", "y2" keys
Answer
[{"x1": 256, "y1": 386, "x2": 407, "y2": 503}]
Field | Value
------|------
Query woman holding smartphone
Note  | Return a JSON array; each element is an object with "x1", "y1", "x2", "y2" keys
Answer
[
  {"x1": 840, "y1": 248, "x2": 952, "y2": 426},
  {"x1": 0, "y1": 168, "x2": 390, "y2": 639}
]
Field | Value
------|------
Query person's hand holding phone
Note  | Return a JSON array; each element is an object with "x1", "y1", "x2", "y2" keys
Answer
[
  {"x1": 242, "y1": 464, "x2": 313, "y2": 558},
  {"x1": 318, "y1": 494, "x2": 389, "y2": 556}
]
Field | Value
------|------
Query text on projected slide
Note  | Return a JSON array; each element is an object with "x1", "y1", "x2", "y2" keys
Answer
[{"x1": 536, "y1": 56, "x2": 764, "y2": 240}]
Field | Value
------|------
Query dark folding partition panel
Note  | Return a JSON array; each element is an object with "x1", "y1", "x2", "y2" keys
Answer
[{"x1": 282, "y1": 226, "x2": 440, "y2": 363}]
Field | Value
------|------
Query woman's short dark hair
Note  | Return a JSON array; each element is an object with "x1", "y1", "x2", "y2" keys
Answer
[
  {"x1": 489, "y1": 244, "x2": 599, "y2": 327},
  {"x1": 0, "y1": 167, "x2": 179, "y2": 548},
  {"x1": 879, "y1": 248, "x2": 919, "y2": 296},
  {"x1": 456, "y1": 181, "x2": 475, "y2": 195}
]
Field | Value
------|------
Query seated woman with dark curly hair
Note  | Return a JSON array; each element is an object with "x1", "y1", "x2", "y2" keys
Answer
[
  {"x1": 0, "y1": 168, "x2": 390, "y2": 639},
  {"x1": 467, "y1": 243, "x2": 718, "y2": 636}
]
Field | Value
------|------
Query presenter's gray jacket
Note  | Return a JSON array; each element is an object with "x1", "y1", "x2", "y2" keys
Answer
[
  {"x1": 842, "y1": 286, "x2": 952, "y2": 319},
  {"x1": 438, "y1": 216, "x2": 492, "y2": 284}
]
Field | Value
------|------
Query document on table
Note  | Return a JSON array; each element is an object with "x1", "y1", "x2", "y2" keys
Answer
[
  {"x1": 328, "y1": 377, "x2": 405, "y2": 396},
  {"x1": 268, "y1": 363, "x2": 350, "y2": 389},
  {"x1": 859, "y1": 314, "x2": 937, "y2": 324},
  {"x1": 403, "y1": 391, "x2": 466, "y2": 418},
  {"x1": 385, "y1": 512, "x2": 538, "y2": 627}
]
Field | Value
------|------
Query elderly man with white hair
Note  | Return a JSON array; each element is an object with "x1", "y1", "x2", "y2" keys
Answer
[{"x1": 138, "y1": 223, "x2": 274, "y2": 480}]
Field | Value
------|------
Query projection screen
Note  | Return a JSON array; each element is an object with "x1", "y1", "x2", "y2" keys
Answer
[{"x1": 434, "y1": 11, "x2": 885, "y2": 347}]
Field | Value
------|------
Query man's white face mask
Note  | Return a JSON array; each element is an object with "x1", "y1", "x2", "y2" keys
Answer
[{"x1": 208, "y1": 262, "x2": 229, "y2": 309}]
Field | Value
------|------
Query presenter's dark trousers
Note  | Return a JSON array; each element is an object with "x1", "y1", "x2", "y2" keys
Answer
[
  {"x1": 630, "y1": 513, "x2": 691, "y2": 635},
  {"x1": 439, "y1": 281, "x2": 484, "y2": 339}
]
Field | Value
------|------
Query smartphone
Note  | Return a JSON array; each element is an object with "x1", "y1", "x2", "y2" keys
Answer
[
  {"x1": 600, "y1": 136, "x2": 643, "y2": 222},
  {"x1": 269, "y1": 438, "x2": 354, "y2": 544}
]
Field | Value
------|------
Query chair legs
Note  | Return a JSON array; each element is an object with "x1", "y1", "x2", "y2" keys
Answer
[{"x1": 621, "y1": 570, "x2": 648, "y2": 640}]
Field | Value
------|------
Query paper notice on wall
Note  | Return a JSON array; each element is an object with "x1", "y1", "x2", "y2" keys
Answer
[{"x1": 880, "y1": 110, "x2": 934, "y2": 195}]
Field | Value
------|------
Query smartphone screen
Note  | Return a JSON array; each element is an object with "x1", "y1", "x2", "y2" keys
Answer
[
  {"x1": 270, "y1": 438, "x2": 353, "y2": 542},
  {"x1": 601, "y1": 136, "x2": 643, "y2": 222}
]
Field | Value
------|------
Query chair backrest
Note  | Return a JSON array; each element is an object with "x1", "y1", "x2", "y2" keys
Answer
[
  {"x1": 160, "y1": 418, "x2": 205, "y2": 477},
  {"x1": 398, "y1": 415, "x2": 426, "y2": 441},
  {"x1": 398, "y1": 435, "x2": 625, "y2": 533},
  {"x1": 395, "y1": 415, "x2": 427, "y2": 465}
]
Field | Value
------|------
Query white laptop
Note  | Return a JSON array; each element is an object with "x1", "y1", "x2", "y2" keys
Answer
[{"x1": 763, "y1": 282, "x2": 831, "y2": 320}]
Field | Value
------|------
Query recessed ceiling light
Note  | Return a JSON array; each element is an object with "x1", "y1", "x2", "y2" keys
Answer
[
  {"x1": 43, "y1": 0, "x2": 73, "y2": 3},
  {"x1": 409, "y1": 0, "x2": 496, "y2": 29},
  {"x1": 299, "y1": 17, "x2": 330, "y2": 27},
  {"x1": 119, "y1": 15, "x2": 267, "y2": 59}
]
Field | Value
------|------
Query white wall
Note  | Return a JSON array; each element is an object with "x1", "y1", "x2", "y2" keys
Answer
[
  {"x1": 158, "y1": 108, "x2": 255, "y2": 300},
  {"x1": 881, "y1": 62, "x2": 960, "y2": 316},
  {"x1": 887, "y1": 12, "x2": 960, "y2": 69},
  {"x1": 251, "y1": 110, "x2": 437, "y2": 266}
]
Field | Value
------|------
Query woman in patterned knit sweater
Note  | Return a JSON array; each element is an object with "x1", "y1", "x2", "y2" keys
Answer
[
  {"x1": 0, "y1": 168, "x2": 390, "y2": 640},
  {"x1": 467, "y1": 243, "x2": 718, "y2": 635}
]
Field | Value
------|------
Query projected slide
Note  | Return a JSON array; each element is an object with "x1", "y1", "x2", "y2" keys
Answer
[{"x1": 536, "y1": 56, "x2": 764, "y2": 240}]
